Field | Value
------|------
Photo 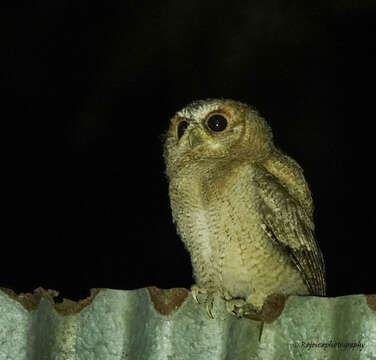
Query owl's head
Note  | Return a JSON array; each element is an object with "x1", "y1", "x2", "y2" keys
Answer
[{"x1": 163, "y1": 99, "x2": 274, "y2": 177}]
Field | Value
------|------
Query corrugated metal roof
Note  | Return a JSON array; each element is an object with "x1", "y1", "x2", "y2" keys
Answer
[{"x1": 0, "y1": 287, "x2": 375, "y2": 359}]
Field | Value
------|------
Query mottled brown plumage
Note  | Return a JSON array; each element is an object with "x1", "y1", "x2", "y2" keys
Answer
[{"x1": 163, "y1": 99, "x2": 325, "y2": 317}]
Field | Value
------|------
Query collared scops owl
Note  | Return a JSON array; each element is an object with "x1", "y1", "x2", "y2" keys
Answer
[{"x1": 163, "y1": 99, "x2": 326, "y2": 317}]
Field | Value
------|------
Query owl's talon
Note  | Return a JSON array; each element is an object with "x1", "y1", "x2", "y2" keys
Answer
[
  {"x1": 190, "y1": 285, "x2": 217, "y2": 318},
  {"x1": 206, "y1": 298, "x2": 214, "y2": 318},
  {"x1": 191, "y1": 285, "x2": 206, "y2": 304},
  {"x1": 192, "y1": 291, "x2": 200, "y2": 304}
]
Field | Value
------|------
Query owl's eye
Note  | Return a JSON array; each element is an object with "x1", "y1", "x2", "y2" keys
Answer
[
  {"x1": 177, "y1": 120, "x2": 189, "y2": 139},
  {"x1": 206, "y1": 114, "x2": 228, "y2": 132}
]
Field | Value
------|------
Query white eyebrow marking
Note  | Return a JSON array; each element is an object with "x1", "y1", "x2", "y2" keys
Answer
[{"x1": 176, "y1": 99, "x2": 222, "y2": 124}]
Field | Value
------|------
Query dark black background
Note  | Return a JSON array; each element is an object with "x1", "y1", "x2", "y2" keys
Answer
[{"x1": 2, "y1": 1, "x2": 375, "y2": 301}]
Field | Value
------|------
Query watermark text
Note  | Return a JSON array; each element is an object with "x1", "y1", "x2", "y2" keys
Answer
[{"x1": 291, "y1": 340, "x2": 364, "y2": 352}]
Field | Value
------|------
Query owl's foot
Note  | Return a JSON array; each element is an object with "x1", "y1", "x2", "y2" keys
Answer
[
  {"x1": 225, "y1": 296, "x2": 265, "y2": 341},
  {"x1": 225, "y1": 298, "x2": 263, "y2": 320},
  {"x1": 190, "y1": 285, "x2": 215, "y2": 318},
  {"x1": 242, "y1": 306, "x2": 264, "y2": 321},
  {"x1": 225, "y1": 298, "x2": 247, "y2": 317}
]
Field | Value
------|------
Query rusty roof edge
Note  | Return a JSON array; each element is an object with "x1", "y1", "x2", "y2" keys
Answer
[{"x1": 0, "y1": 287, "x2": 103, "y2": 315}]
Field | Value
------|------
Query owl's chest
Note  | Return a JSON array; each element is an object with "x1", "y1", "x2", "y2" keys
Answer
[
  {"x1": 170, "y1": 163, "x2": 255, "y2": 229},
  {"x1": 169, "y1": 164, "x2": 266, "y2": 291}
]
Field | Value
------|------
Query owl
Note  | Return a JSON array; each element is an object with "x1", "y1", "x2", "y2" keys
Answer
[{"x1": 163, "y1": 99, "x2": 326, "y2": 318}]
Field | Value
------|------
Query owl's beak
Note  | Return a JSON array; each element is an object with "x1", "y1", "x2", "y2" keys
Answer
[{"x1": 188, "y1": 128, "x2": 207, "y2": 148}]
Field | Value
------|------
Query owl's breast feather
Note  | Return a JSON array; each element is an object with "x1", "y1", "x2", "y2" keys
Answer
[
  {"x1": 169, "y1": 163, "x2": 262, "y2": 291},
  {"x1": 169, "y1": 163, "x2": 308, "y2": 298}
]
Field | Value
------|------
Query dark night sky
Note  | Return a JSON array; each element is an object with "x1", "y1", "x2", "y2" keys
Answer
[{"x1": 1, "y1": 1, "x2": 375, "y2": 301}]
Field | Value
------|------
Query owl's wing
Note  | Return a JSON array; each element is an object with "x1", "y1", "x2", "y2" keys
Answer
[{"x1": 254, "y1": 166, "x2": 326, "y2": 296}]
